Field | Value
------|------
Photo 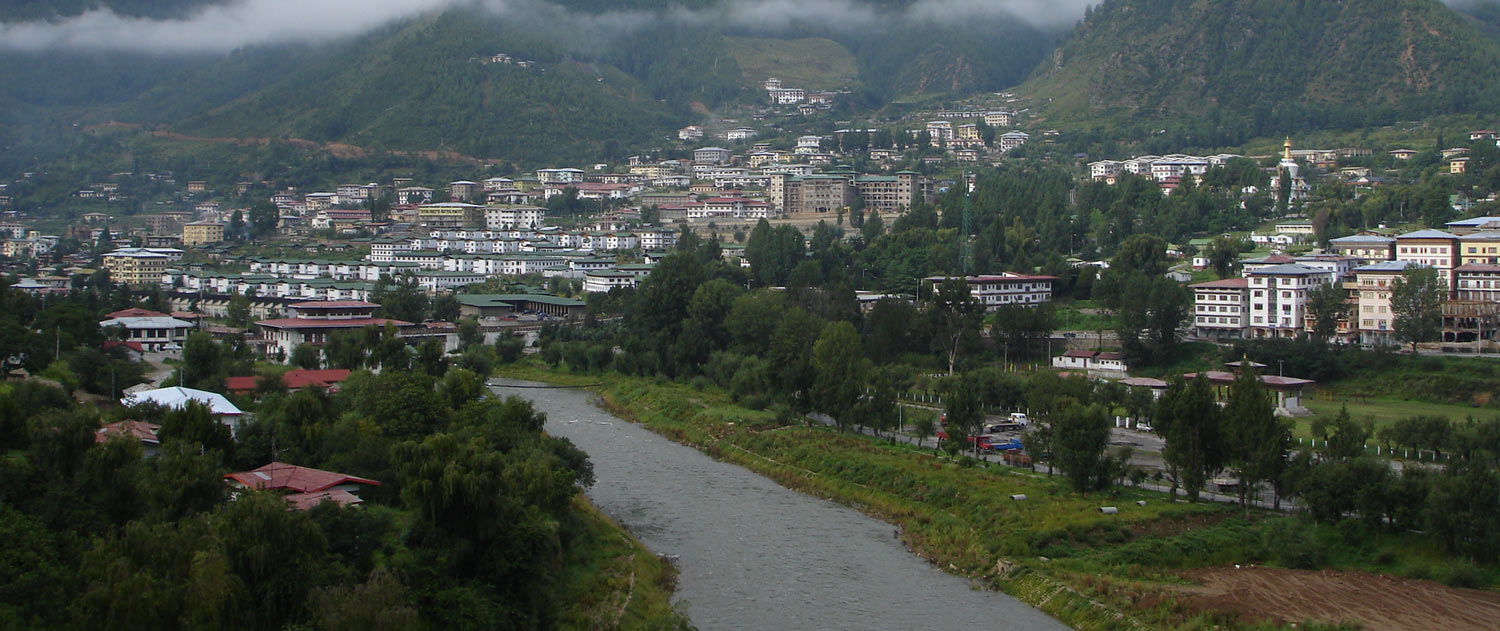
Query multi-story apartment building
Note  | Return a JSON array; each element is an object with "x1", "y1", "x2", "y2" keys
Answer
[
  {"x1": 1395, "y1": 229, "x2": 1458, "y2": 291},
  {"x1": 1353, "y1": 261, "x2": 1422, "y2": 345},
  {"x1": 1089, "y1": 160, "x2": 1124, "y2": 181},
  {"x1": 1190, "y1": 278, "x2": 1250, "y2": 340},
  {"x1": 417, "y1": 203, "x2": 481, "y2": 229},
  {"x1": 1328, "y1": 234, "x2": 1396, "y2": 265},
  {"x1": 102, "y1": 249, "x2": 171, "y2": 286},
  {"x1": 1459, "y1": 231, "x2": 1500, "y2": 265},
  {"x1": 1246, "y1": 263, "x2": 1330, "y2": 338},
  {"x1": 853, "y1": 172, "x2": 926, "y2": 213},
  {"x1": 535, "y1": 168, "x2": 586, "y2": 185},
  {"x1": 998, "y1": 131, "x2": 1030, "y2": 152},
  {"x1": 984, "y1": 110, "x2": 1015, "y2": 128},
  {"x1": 182, "y1": 221, "x2": 224, "y2": 246},
  {"x1": 1455, "y1": 264, "x2": 1500, "y2": 303},
  {"x1": 693, "y1": 147, "x2": 732, "y2": 165},
  {"x1": 925, "y1": 121, "x2": 954, "y2": 147},
  {"x1": 484, "y1": 205, "x2": 545, "y2": 230},
  {"x1": 395, "y1": 186, "x2": 434, "y2": 205},
  {"x1": 924, "y1": 273, "x2": 1056, "y2": 312}
]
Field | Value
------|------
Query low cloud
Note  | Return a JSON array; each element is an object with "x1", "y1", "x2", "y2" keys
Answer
[{"x1": 0, "y1": 0, "x2": 1097, "y2": 55}]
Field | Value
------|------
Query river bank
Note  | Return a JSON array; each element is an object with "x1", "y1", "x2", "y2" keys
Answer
[
  {"x1": 497, "y1": 366, "x2": 1221, "y2": 630},
  {"x1": 499, "y1": 364, "x2": 1500, "y2": 631}
]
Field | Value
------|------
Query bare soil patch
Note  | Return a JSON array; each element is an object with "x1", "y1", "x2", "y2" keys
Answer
[{"x1": 1175, "y1": 567, "x2": 1500, "y2": 631}]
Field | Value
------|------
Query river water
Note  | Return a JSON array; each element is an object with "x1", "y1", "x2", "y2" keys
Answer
[{"x1": 493, "y1": 380, "x2": 1067, "y2": 631}]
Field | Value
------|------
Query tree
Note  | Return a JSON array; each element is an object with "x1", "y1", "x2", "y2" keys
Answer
[
  {"x1": 1390, "y1": 266, "x2": 1445, "y2": 353},
  {"x1": 811, "y1": 321, "x2": 868, "y2": 432},
  {"x1": 911, "y1": 414, "x2": 937, "y2": 452},
  {"x1": 930, "y1": 277, "x2": 983, "y2": 375},
  {"x1": 248, "y1": 201, "x2": 279, "y2": 239},
  {"x1": 1305, "y1": 281, "x2": 1351, "y2": 343},
  {"x1": 227, "y1": 292, "x2": 252, "y2": 328},
  {"x1": 1155, "y1": 376, "x2": 1223, "y2": 501},
  {"x1": 291, "y1": 343, "x2": 321, "y2": 370},
  {"x1": 227, "y1": 210, "x2": 247, "y2": 242},
  {"x1": 180, "y1": 332, "x2": 227, "y2": 391},
  {"x1": 1205, "y1": 235, "x2": 1241, "y2": 279},
  {"x1": 1221, "y1": 368, "x2": 1289, "y2": 516},
  {"x1": 943, "y1": 375, "x2": 984, "y2": 457},
  {"x1": 1054, "y1": 402, "x2": 1113, "y2": 492},
  {"x1": 989, "y1": 304, "x2": 1057, "y2": 360},
  {"x1": 431, "y1": 293, "x2": 461, "y2": 323}
]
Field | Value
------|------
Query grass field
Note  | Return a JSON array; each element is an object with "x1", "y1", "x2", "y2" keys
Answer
[
  {"x1": 722, "y1": 35, "x2": 858, "y2": 91},
  {"x1": 1299, "y1": 397, "x2": 1492, "y2": 443}
]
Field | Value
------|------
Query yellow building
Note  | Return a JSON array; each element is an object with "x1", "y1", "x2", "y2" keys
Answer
[
  {"x1": 102, "y1": 251, "x2": 169, "y2": 286},
  {"x1": 1460, "y1": 231, "x2": 1500, "y2": 265},
  {"x1": 182, "y1": 221, "x2": 224, "y2": 246}
]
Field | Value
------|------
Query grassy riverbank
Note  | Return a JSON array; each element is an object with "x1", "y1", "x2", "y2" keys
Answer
[
  {"x1": 500, "y1": 364, "x2": 1499, "y2": 630},
  {"x1": 557, "y1": 497, "x2": 689, "y2": 631}
]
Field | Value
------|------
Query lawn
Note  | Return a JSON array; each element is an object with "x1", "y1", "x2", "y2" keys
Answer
[{"x1": 1300, "y1": 396, "x2": 1491, "y2": 439}]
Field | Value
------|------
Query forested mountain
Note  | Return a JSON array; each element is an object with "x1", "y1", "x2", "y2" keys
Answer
[
  {"x1": 0, "y1": 0, "x2": 1056, "y2": 168},
  {"x1": 1019, "y1": 0, "x2": 1500, "y2": 144}
]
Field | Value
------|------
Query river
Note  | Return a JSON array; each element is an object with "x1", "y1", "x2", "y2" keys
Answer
[{"x1": 492, "y1": 380, "x2": 1067, "y2": 631}]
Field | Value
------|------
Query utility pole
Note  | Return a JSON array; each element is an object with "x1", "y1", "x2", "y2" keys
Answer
[{"x1": 960, "y1": 171, "x2": 973, "y2": 275}]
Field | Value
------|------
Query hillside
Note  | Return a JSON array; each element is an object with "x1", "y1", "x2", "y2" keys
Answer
[
  {"x1": 1019, "y1": 0, "x2": 1500, "y2": 142},
  {"x1": 0, "y1": 0, "x2": 1057, "y2": 169},
  {"x1": 724, "y1": 36, "x2": 859, "y2": 92}
]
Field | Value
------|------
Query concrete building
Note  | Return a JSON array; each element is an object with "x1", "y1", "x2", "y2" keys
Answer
[
  {"x1": 182, "y1": 221, "x2": 224, "y2": 246},
  {"x1": 1246, "y1": 263, "x2": 1331, "y2": 338},
  {"x1": 102, "y1": 249, "x2": 170, "y2": 286},
  {"x1": 1328, "y1": 234, "x2": 1396, "y2": 265},
  {"x1": 255, "y1": 300, "x2": 414, "y2": 359},
  {"x1": 1190, "y1": 277, "x2": 1250, "y2": 339},
  {"x1": 1353, "y1": 261, "x2": 1423, "y2": 345},
  {"x1": 1395, "y1": 229, "x2": 1458, "y2": 291},
  {"x1": 924, "y1": 273, "x2": 1056, "y2": 312}
]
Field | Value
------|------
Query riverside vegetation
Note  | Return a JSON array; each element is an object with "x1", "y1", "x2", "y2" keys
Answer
[{"x1": 501, "y1": 362, "x2": 1500, "y2": 630}]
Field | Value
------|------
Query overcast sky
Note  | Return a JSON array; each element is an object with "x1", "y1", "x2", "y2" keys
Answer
[{"x1": 0, "y1": 0, "x2": 1102, "y2": 54}]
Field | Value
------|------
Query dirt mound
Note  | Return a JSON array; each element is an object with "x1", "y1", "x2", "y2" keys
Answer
[{"x1": 1176, "y1": 567, "x2": 1500, "y2": 631}]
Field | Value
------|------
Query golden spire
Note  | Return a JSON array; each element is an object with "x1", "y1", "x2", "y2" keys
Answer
[{"x1": 1283, "y1": 137, "x2": 1293, "y2": 161}]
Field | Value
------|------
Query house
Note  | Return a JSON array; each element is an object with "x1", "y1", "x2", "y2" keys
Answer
[
  {"x1": 1052, "y1": 349, "x2": 1096, "y2": 370},
  {"x1": 1389, "y1": 149, "x2": 1418, "y2": 160},
  {"x1": 1050, "y1": 349, "x2": 1128, "y2": 375},
  {"x1": 99, "y1": 309, "x2": 195, "y2": 351},
  {"x1": 225, "y1": 462, "x2": 380, "y2": 510},
  {"x1": 102, "y1": 249, "x2": 171, "y2": 286},
  {"x1": 456, "y1": 294, "x2": 587, "y2": 319},
  {"x1": 95, "y1": 420, "x2": 162, "y2": 457},
  {"x1": 1451, "y1": 157, "x2": 1470, "y2": 175},
  {"x1": 121, "y1": 386, "x2": 245, "y2": 435}
]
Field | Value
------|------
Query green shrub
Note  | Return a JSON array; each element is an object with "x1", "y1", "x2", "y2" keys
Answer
[{"x1": 1264, "y1": 519, "x2": 1324, "y2": 570}]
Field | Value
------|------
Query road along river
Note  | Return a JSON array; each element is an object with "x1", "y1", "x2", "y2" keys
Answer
[{"x1": 493, "y1": 380, "x2": 1068, "y2": 631}]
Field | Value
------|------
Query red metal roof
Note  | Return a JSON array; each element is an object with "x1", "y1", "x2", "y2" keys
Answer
[
  {"x1": 289, "y1": 300, "x2": 378, "y2": 309},
  {"x1": 1191, "y1": 278, "x2": 1249, "y2": 289},
  {"x1": 103, "y1": 340, "x2": 145, "y2": 354},
  {"x1": 255, "y1": 317, "x2": 412, "y2": 329},
  {"x1": 285, "y1": 489, "x2": 364, "y2": 510},
  {"x1": 105, "y1": 307, "x2": 169, "y2": 319},
  {"x1": 226, "y1": 369, "x2": 351, "y2": 395},
  {"x1": 96, "y1": 420, "x2": 161, "y2": 444},
  {"x1": 1062, "y1": 349, "x2": 1097, "y2": 358},
  {"x1": 225, "y1": 462, "x2": 379, "y2": 493}
]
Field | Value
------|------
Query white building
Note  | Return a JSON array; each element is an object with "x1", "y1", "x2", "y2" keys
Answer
[
  {"x1": 484, "y1": 205, "x2": 546, "y2": 230},
  {"x1": 536, "y1": 168, "x2": 586, "y2": 185},
  {"x1": 1190, "y1": 277, "x2": 1250, "y2": 340},
  {"x1": 998, "y1": 131, "x2": 1030, "y2": 152},
  {"x1": 582, "y1": 269, "x2": 639, "y2": 293},
  {"x1": 694, "y1": 147, "x2": 732, "y2": 165},
  {"x1": 1353, "y1": 260, "x2": 1421, "y2": 346},
  {"x1": 924, "y1": 273, "x2": 1056, "y2": 313},
  {"x1": 1245, "y1": 263, "x2": 1330, "y2": 338}
]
